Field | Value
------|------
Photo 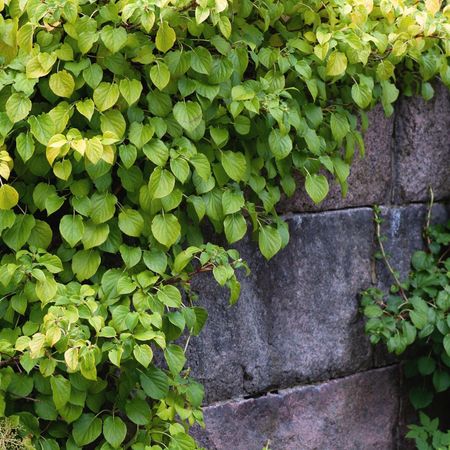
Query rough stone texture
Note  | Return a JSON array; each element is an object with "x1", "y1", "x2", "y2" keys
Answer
[
  {"x1": 263, "y1": 209, "x2": 374, "y2": 389},
  {"x1": 187, "y1": 244, "x2": 272, "y2": 402},
  {"x1": 188, "y1": 208, "x2": 375, "y2": 402},
  {"x1": 193, "y1": 366, "x2": 400, "y2": 450},
  {"x1": 278, "y1": 104, "x2": 394, "y2": 213},
  {"x1": 393, "y1": 82, "x2": 450, "y2": 203}
]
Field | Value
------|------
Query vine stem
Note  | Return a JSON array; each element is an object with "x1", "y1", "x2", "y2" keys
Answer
[
  {"x1": 373, "y1": 207, "x2": 409, "y2": 303},
  {"x1": 424, "y1": 186, "x2": 434, "y2": 250},
  {"x1": 0, "y1": 356, "x2": 19, "y2": 368}
]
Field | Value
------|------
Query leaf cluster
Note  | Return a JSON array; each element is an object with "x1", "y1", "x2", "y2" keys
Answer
[{"x1": 362, "y1": 216, "x2": 450, "y2": 449}]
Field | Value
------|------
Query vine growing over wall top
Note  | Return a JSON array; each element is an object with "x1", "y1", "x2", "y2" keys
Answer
[{"x1": 0, "y1": 0, "x2": 449, "y2": 448}]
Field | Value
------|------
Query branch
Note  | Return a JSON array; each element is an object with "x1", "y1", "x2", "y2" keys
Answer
[{"x1": 0, "y1": 356, "x2": 19, "y2": 368}]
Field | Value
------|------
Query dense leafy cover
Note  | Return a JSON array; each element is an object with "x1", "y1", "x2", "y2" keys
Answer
[
  {"x1": 362, "y1": 208, "x2": 450, "y2": 449},
  {"x1": 0, "y1": 0, "x2": 449, "y2": 448}
]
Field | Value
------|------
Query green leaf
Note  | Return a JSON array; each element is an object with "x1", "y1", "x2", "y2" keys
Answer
[
  {"x1": 90, "y1": 193, "x2": 117, "y2": 224},
  {"x1": 6, "y1": 93, "x2": 32, "y2": 122},
  {"x1": 409, "y1": 387, "x2": 433, "y2": 410},
  {"x1": 148, "y1": 167, "x2": 175, "y2": 199},
  {"x1": 103, "y1": 416, "x2": 127, "y2": 448},
  {"x1": 28, "y1": 114, "x2": 55, "y2": 145},
  {"x1": 143, "y1": 139, "x2": 169, "y2": 166},
  {"x1": 36, "y1": 276, "x2": 58, "y2": 303},
  {"x1": 433, "y1": 370, "x2": 450, "y2": 393},
  {"x1": 50, "y1": 375, "x2": 71, "y2": 410},
  {"x1": 118, "y1": 209, "x2": 144, "y2": 237},
  {"x1": 351, "y1": 83, "x2": 372, "y2": 109},
  {"x1": 221, "y1": 151, "x2": 247, "y2": 181},
  {"x1": 53, "y1": 160, "x2": 72, "y2": 180},
  {"x1": 172, "y1": 247, "x2": 199, "y2": 273},
  {"x1": 167, "y1": 162, "x2": 189, "y2": 189},
  {"x1": 191, "y1": 47, "x2": 212, "y2": 75},
  {"x1": 151, "y1": 213, "x2": 180, "y2": 247},
  {"x1": 444, "y1": 334, "x2": 450, "y2": 357},
  {"x1": 210, "y1": 127, "x2": 229, "y2": 147},
  {"x1": 125, "y1": 398, "x2": 151, "y2": 426},
  {"x1": 72, "y1": 414, "x2": 103, "y2": 446},
  {"x1": 75, "y1": 99, "x2": 95, "y2": 121},
  {"x1": 80, "y1": 350, "x2": 97, "y2": 381},
  {"x1": 26, "y1": 52, "x2": 57, "y2": 78},
  {"x1": 268, "y1": 129, "x2": 292, "y2": 159},
  {"x1": 49, "y1": 70, "x2": 75, "y2": 98},
  {"x1": 16, "y1": 132, "x2": 35, "y2": 162},
  {"x1": 305, "y1": 174, "x2": 329, "y2": 203},
  {"x1": 133, "y1": 344, "x2": 154, "y2": 368},
  {"x1": 376, "y1": 60, "x2": 395, "y2": 80},
  {"x1": 119, "y1": 244, "x2": 142, "y2": 268},
  {"x1": 0, "y1": 185, "x2": 19, "y2": 210},
  {"x1": 119, "y1": 79, "x2": 143, "y2": 106},
  {"x1": 222, "y1": 190, "x2": 244, "y2": 215},
  {"x1": 128, "y1": 122, "x2": 154, "y2": 148},
  {"x1": 72, "y1": 250, "x2": 101, "y2": 281},
  {"x1": 28, "y1": 220, "x2": 53, "y2": 249},
  {"x1": 140, "y1": 367, "x2": 169, "y2": 400},
  {"x1": 330, "y1": 113, "x2": 350, "y2": 143},
  {"x1": 326, "y1": 51, "x2": 347, "y2": 77},
  {"x1": 224, "y1": 213, "x2": 247, "y2": 243},
  {"x1": 101, "y1": 26, "x2": 128, "y2": 53},
  {"x1": 3, "y1": 214, "x2": 35, "y2": 251},
  {"x1": 157, "y1": 285, "x2": 182, "y2": 307},
  {"x1": 150, "y1": 63, "x2": 170, "y2": 90},
  {"x1": 82, "y1": 221, "x2": 109, "y2": 249},
  {"x1": 418, "y1": 356, "x2": 436, "y2": 376},
  {"x1": 60, "y1": 215, "x2": 84, "y2": 248},
  {"x1": 170, "y1": 433, "x2": 196, "y2": 450},
  {"x1": 164, "y1": 344, "x2": 186, "y2": 374},
  {"x1": 156, "y1": 21, "x2": 176, "y2": 53},
  {"x1": 93, "y1": 82, "x2": 120, "y2": 112},
  {"x1": 173, "y1": 102, "x2": 203, "y2": 132},
  {"x1": 83, "y1": 63, "x2": 103, "y2": 89},
  {"x1": 189, "y1": 154, "x2": 211, "y2": 180},
  {"x1": 143, "y1": 248, "x2": 167, "y2": 274},
  {"x1": 258, "y1": 226, "x2": 282, "y2": 260}
]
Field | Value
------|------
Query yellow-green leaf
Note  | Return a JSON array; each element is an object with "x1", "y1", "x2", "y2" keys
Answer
[
  {"x1": 49, "y1": 70, "x2": 75, "y2": 98},
  {"x1": 326, "y1": 52, "x2": 347, "y2": 77},
  {"x1": 155, "y1": 21, "x2": 176, "y2": 53},
  {"x1": 0, "y1": 184, "x2": 19, "y2": 210}
]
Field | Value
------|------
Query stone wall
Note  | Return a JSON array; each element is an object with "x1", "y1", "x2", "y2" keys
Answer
[{"x1": 191, "y1": 85, "x2": 450, "y2": 450}]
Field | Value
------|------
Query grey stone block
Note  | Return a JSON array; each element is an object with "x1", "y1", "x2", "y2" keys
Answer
[
  {"x1": 376, "y1": 203, "x2": 450, "y2": 289},
  {"x1": 263, "y1": 209, "x2": 374, "y2": 388},
  {"x1": 279, "y1": 104, "x2": 394, "y2": 212},
  {"x1": 194, "y1": 366, "x2": 400, "y2": 450},
  {"x1": 187, "y1": 244, "x2": 272, "y2": 402},
  {"x1": 188, "y1": 208, "x2": 375, "y2": 402},
  {"x1": 393, "y1": 82, "x2": 450, "y2": 203}
]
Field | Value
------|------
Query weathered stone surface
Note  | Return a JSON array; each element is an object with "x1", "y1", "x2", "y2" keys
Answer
[
  {"x1": 393, "y1": 82, "x2": 450, "y2": 203},
  {"x1": 278, "y1": 104, "x2": 394, "y2": 213},
  {"x1": 187, "y1": 244, "x2": 272, "y2": 402},
  {"x1": 188, "y1": 208, "x2": 375, "y2": 402},
  {"x1": 194, "y1": 366, "x2": 400, "y2": 450},
  {"x1": 376, "y1": 203, "x2": 450, "y2": 288},
  {"x1": 263, "y1": 209, "x2": 374, "y2": 389}
]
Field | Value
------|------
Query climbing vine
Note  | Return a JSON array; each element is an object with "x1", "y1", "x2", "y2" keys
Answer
[
  {"x1": 362, "y1": 205, "x2": 450, "y2": 449},
  {"x1": 0, "y1": 0, "x2": 449, "y2": 448}
]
